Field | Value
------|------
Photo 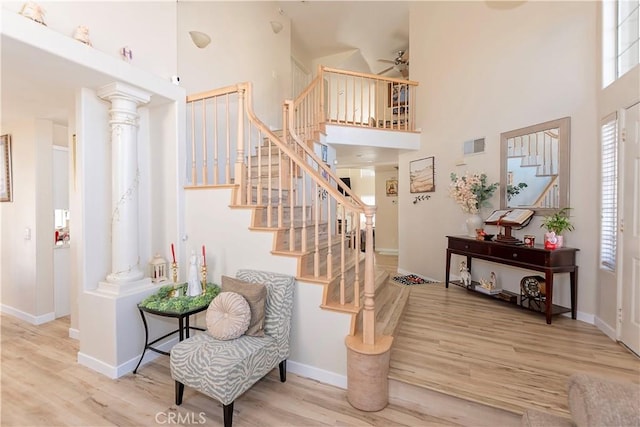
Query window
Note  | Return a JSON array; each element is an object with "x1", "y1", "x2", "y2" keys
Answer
[
  {"x1": 603, "y1": 0, "x2": 640, "y2": 86},
  {"x1": 600, "y1": 113, "x2": 618, "y2": 271},
  {"x1": 617, "y1": 0, "x2": 640, "y2": 78}
]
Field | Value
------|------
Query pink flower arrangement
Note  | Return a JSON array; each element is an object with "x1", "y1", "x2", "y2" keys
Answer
[{"x1": 449, "y1": 172, "x2": 498, "y2": 214}]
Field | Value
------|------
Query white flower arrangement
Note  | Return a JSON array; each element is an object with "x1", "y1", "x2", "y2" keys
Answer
[{"x1": 449, "y1": 172, "x2": 498, "y2": 214}]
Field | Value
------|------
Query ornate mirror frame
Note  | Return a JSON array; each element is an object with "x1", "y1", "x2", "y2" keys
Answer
[{"x1": 499, "y1": 117, "x2": 570, "y2": 215}]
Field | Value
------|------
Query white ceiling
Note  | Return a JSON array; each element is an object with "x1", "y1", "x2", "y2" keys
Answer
[{"x1": 280, "y1": 1, "x2": 410, "y2": 77}]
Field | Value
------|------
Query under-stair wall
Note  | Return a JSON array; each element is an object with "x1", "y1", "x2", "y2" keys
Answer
[{"x1": 184, "y1": 187, "x2": 352, "y2": 385}]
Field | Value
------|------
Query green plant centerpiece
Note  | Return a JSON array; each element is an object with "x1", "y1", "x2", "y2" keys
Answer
[
  {"x1": 540, "y1": 207, "x2": 574, "y2": 249},
  {"x1": 140, "y1": 283, "x2": 220, "y2": 313}
]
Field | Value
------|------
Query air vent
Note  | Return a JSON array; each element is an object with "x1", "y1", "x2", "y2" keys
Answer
[{"x1": 464, "y1": 138, "x2": 485, "y2": 155}]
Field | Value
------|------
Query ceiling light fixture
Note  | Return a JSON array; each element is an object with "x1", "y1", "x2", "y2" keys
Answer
[
  {"x1": 189, "y1": 31, "x2": 211, "y2": 48},
  {"x1": 270, "y1": 21, "x2": 283, "y2": 34}
]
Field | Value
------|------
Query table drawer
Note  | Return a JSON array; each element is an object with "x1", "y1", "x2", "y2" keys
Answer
[
  {"x1": 448, "y1": 238, "x2": 489, "y2": 255},
  {"x1": 490, "y1": 245, "x2": 547, "y2": 265}
]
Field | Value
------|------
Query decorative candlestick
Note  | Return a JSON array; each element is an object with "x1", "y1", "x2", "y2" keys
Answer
[
  {"x1": 200, "y1": 263, "x2": 207, "y2": 294},
  {"x1": 171, "y1": 261, "x2": 178, "y2": 283}
]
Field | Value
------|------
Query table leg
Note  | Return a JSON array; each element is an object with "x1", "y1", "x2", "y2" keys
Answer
[
  {"x1": 179, "y1": 317, "x2": 184, "y2": 341},
  {"x1": 570, "y1": 267, "x2": 578, "y2": 319},
  {"x1": 545, "y1": 272, "x2": 554, "y2": 325},
  {"x1": 133, "y1": 309, "x2": 149, "y2": 374},
  {"x1": 445, "y1": 250, "x2": 452, "y2": 288},
  {"x1": 185, "y1": 315, "x2": 190, "y2": 339}
]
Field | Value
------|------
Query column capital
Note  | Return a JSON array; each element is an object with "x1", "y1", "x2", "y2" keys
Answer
[{"x1": 97, "y1": 82, "x2": 151, "y2": 106}]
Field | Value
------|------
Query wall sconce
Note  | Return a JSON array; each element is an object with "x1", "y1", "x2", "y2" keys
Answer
[
  {"x1": 270, "y1": 21, "x2": 283, "y2": 34},
  {"x1": 189, "y1": 30, "x2": 211, "y2": 48}
]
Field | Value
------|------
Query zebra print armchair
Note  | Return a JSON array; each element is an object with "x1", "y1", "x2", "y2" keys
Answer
[{"x1": 170, "y1": 269, "x2": 295, "y2": 427}]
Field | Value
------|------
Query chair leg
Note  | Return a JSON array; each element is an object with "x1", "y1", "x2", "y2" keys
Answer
[
  {"x1": 175, "y1": 381, "x2": 184, "y2": 405},
  {"x1": 279, "y1": 360, "x2": 287, "y2": 382},
  {"x1": 223, "y1": 402, "x2": 234, "y2": 427}
]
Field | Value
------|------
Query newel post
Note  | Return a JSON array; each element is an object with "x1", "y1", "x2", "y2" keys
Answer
[
  {"x1": 345, "y1": 204, "x2": 393, "y2": 412},
  {"x1": 362, "y1": 205, "x2": 376, "y2": 345},
  {"x1": 234, "y1": 85, "x2": 246, "y2": 204},
  {"x1": 318, "y1": 65, "x2": 326, "y2": 124}
]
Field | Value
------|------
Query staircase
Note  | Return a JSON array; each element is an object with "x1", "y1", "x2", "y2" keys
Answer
[{"x1": 183, "y1": 69, "x2": 418, "y2": 409}]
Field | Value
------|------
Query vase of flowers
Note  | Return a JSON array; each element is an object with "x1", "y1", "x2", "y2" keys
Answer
[{"x1": 450, "y1": 172, "x2": 499, "y2": 237}]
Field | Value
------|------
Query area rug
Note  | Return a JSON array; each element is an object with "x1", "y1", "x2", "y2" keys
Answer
[{"x1": 392, "y1": 274, "x2": 437, "y2": 286}]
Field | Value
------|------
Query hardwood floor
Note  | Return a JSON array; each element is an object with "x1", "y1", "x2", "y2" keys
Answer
[
  {"x1": 2, "y1": 253, "x2": 637, "y2": 426},
  {"x1": 1, "y1": 313, "x2": 513, "y2": 427},
  {"x1": 390, "y1": 281, "x2": 640, "y2": 419}
]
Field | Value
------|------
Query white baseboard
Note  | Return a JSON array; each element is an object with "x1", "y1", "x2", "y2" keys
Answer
[
  {"x1": 78, "y1": 337, "x2": 177, "y2": 379},
  {"x1": 1, "y1": 304, "x2": 55, "y2": 325},
  {"x1": 376, "y1": 248, "x2": 398, "y2": 256},
  {"x1": 69, "y1": 327, "x2": 80, "y2": 340},
  {"x1": 287, "y1": 360, "x2": 347, "y2": 389},
  {"x1": 77, "y1": 351, "x2": 119, "y2": 379},
  {"x1": 594, "y1": 316, "x2": 617, "y2": 341}
]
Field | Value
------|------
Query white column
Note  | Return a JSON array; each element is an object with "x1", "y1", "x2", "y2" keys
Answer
[{"x1": 97, "y1": 82, "x2": 150, "y2": 290}]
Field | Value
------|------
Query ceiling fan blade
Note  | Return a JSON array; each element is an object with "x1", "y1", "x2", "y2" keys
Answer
[
  {"x1": 400, "y1": 50, "x2": 409, "y2": 62},
  {"x1": 401, "y1": 68, "x2": 409, "y2": 78},
  {"x1": 378, "y1": 59, "x2": 395, "y2": 64},
  {"x1": 376, "y1": 66, "x2": 394, "y2": 75}
]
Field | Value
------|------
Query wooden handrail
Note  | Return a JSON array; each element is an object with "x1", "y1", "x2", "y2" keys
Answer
[
  {"x1": 187, "y1": 83, "x2": 247, "y2": 102},
  {"x1": 321, "y1": 65, "x2": 419, "y2": 86}
]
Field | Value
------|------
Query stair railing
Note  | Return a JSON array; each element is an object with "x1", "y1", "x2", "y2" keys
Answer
[
  {"x1": 283, "y1": 100, "x2": 378, "y2": 345},
  {"x1": 292, "y1": 66, "x2": 418, "y2": 146},
  {"x1": 185, "y1": 81, "x2": 378, "y2": 344}
]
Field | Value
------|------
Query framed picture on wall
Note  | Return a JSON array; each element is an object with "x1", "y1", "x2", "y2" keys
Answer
[
  {"x1": 386, "y1": 179, "x2": 398, "y2": 196},
  {"x1": 409, "y1": 157, "x2": 435, "y2": 193},
  {"x1": 0, "y1": 134, "x2": 12, "y2": 202},
  {"x1": 388, "y1": 83, "x2": 409, "y2": 107},
  {"x1": 321, "y1": 144, "x2": 328, "y2": 163}
]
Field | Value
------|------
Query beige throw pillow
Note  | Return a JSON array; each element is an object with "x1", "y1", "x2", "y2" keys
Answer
[
  {"x1": 221, "y1": 275, "x2": 267, "y2": 337},
  {"x1": 206, "y1": 292, "x2": 251, "y2": 340}
]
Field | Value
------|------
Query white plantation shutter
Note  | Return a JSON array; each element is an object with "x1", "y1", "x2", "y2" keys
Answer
[{"x1": 600, "y1": 113, "x2": 618, "y2": 271}]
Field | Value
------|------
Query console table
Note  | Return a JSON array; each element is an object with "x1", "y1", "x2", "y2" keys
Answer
[{"x1": 445, "y1": 235, "x2": 579, "y2": 324}]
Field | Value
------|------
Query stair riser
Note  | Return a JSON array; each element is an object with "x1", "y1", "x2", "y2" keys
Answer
[
  {"x1": 249, "y1": 163, "x2": 285, "y2": 177},
  {"x1": 275, "y1": 223, "x2": 330, "y2": 249},
  {"x1": 324, "y1": 258, "x2": 367, "y2": 305},
  {"x1": 249, "y1": 188, "x2": 290, "y2": 205},
  {"x1": 299, "y1": 240, "x2": 359, "y2": 277},
  {"x1": 254, "y1": 206, "x2": 313, "y2": 228}
]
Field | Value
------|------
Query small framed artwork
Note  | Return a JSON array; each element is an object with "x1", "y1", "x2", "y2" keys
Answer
[
  {"x1": 0, "y1": 134, "x2": 13, "y2": 202},
  {"x1": 409, "y1": 156, "x2": 435, "y2": 193},
  {"x1": 392, "y1": 106, "x2": 408, "y2": 115},
  {"x1": 321, "y1": 144, "x2": 328, "y2": 163},
  {"x1": 386, "y1": 179, "x2": 398, "y2": 196},
  {"x1": 388, "y1": 83, "x2": 409, "y2": 107}
]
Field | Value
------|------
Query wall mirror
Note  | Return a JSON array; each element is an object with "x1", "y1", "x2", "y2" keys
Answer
[{"x1": 499, "y1": 117, "x2": 570, "y2": 215}]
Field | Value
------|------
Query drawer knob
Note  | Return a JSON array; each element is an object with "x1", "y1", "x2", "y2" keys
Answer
[
  {"x1": 465, "y1": 245, "x2": 469, "y2": 249},
  {"x1": 512, "y1": 253, "x2": 518, "y2": 258}
]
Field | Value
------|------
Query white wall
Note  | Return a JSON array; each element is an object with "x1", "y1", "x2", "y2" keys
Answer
[
  {"x1": 402, "y1": 1, "x2": 598, "y2": 316},
  {"x1": 375, "y1": 167, "x2": 399, "y2": 254},
  {"x1": 177, "y1": 1, "x2": 291, "y2": 130},
  {"x1": 185, "y1": 188, "x2": 351, "y2": 383},
  {"x1": 0, "y1": 119, "x2": 55, "y2": 323},
  {"x1": 3, "y1": 1, "x2": 178, "y2": 80}
]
